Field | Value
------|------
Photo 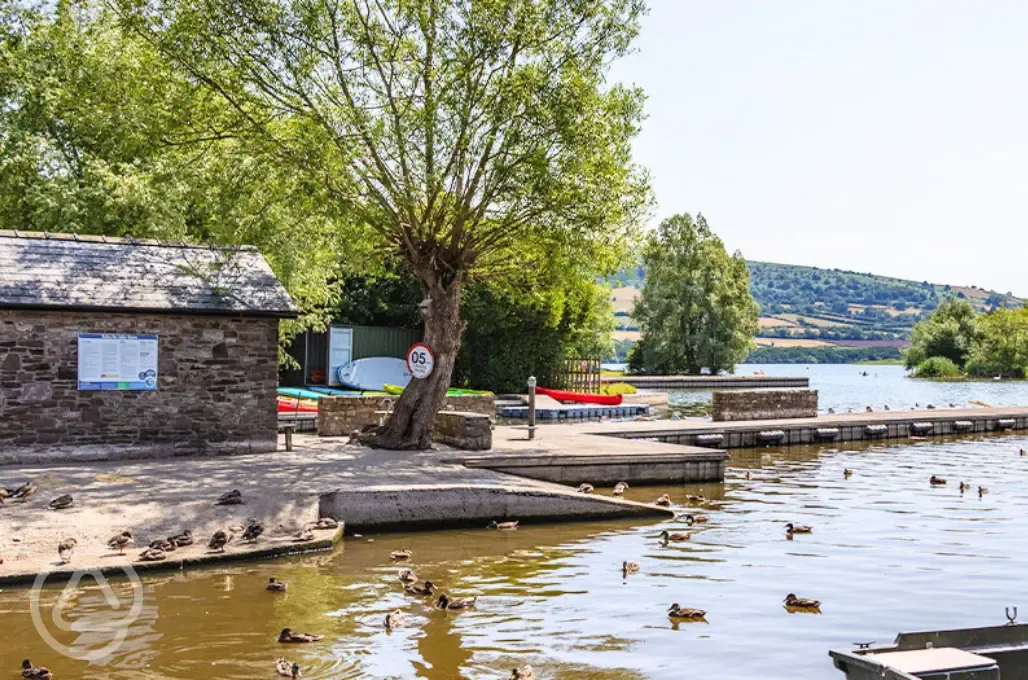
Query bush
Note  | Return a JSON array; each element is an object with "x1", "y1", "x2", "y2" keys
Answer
[
  {"x1": 913, "y1": 356, "x2": 963, "y2": 378},
  {"x1": 601, "y1": 382, "x2": 637, "y2": 395}
]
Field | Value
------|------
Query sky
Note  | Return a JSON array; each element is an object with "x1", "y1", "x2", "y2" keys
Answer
[{"x1": 609, "y1": 1, "x2": 1028, "y2": 295}]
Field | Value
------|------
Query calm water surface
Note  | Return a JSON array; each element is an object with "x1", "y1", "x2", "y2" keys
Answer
[{"x1": 7, "y1": 430, "x2": 1028, "y2": 678}]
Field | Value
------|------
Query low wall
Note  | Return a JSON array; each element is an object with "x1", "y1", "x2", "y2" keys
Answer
[
  {"x1": 712, "y1": 389, "x2": 818, "y2": 422},
  {"x1": 433, "y1": 411, "x2": 492, "y2": 450},
  {"x1": 318, "y1": 394, "x2": 496, "y2": 437}
]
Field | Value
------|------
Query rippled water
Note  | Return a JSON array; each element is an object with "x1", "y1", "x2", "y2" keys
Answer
[{"x1": 6, "y1": 432, "x2": 1028, "y2": 678}]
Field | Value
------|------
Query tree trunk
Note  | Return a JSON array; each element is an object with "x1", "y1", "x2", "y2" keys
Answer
[{"x1": 372, "y1": 279, "x2": 464, "y2": 449}]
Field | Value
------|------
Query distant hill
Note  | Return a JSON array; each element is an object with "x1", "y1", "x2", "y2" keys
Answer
[{"x1": 607, "y1": 262, "x2": 1023, "y2": 356}]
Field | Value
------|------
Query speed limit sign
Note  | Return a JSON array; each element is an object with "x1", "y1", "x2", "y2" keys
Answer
[{"x1": 406, "y1": 343, "x2": 435, "y2": 379}]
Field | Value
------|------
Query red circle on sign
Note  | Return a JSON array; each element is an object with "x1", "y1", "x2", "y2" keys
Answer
[{"x1": 406, "y1": 343, "x2": 435, "y2": 379}]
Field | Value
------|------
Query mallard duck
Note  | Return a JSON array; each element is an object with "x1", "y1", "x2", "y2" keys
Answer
[
  {"x1": 11, "y1": 481, "x2": 37, "y2": 502},
  {"x1": 510, "y1": 665, "x2": 535, "y2": 679},
  {"x1": 612, "y1": 482, "x2": 629, "y2": 496},
  {"x1": 785, "y1": 523, "x2": 812, "y2": 535},
  {"x1": 1021, "y1": 448, "x2": 1026, "y2": 457},
  {"x1": 783, "y1": 593, "x2": 820, "y2": 608},
  {"x1": 242, "y1": 521, "x2": 265, "y2": 543},
  {"x1": 149, "y1": 538, "x2": 176, "y2": 552},
  {"x1": 169, "y1": 530, "x2": 193, "y2": 547},
  {"x1": 138, "y1": 547, "x2": 166, "y2": 562},
  {"x1": 930, "y1": 475, "x2": 947, "y2": 486},
  {"x1": 107, "y1": 530, "x2": 133, "y2": 554},
  {"x1": 745, "y1": 471, "x2": 752, "y2": 479},
  {"x1": 576, "y1": 483, "x2": 594, "y2": 494},
  {"x1": 215, "y1": 489, "x2": 243, "y2": 506},
  {"x1": 654, "y1": 494, "x2": 672, "y2": 507},
  {"x1": 659, "y1": 530, "x2": 690, "y2": 543},
  {"x1": 277, "y1": 628, "x2": 322, "y2": 643},
  {"x1": 436, "y1": 594, "x2": 477, "y2": 610},
  {"x1": 685, "y1": 494, "x2": 705, "y2": 504},
  {"x1": 275, "y1": 658, "x2": 301, "y2": 678},
  {"x1": 827, "y1": 407, "x2": 835, "y2": 414},
  {"x1": 682, "y1": 514, "x2": 708, "y2": 525},
  {"x1": 667, "y1": 603, "x2": 706, "y2": 620},
  {"x1": 57, "y1": 538, "x2": 77, "y2": 563},
  {"x1": 47, "y1": 494, "x2": 73, "y2": 510},
  {"x1": 865, "y1": 405, "x2": 873, "y2": 413},
  {"x1": 293, "y1": 528, "x2": 315, "y2": 543},
  {"x1": 20, "y1": 659, "x2": 51, "y2": 680},
  {"x1": 927, "y1": 404, "x2": 936, "y2": 409},
  {"x1": 844, "y1": 468, "x2": 853, "y2": 478},
  {"x1": 390, "y1": 549, "x2": 412, "y2": 561},
  {"x1": 313, "y1": 517, "x2": 338, "y2": 530},
  {"x1": 385, "y1": 610, "x2": 405, "y2": 629},
  {"x1": 488, "y1": 520, "x2": 519, "y2": 530},
  {"x1": 267, "y1": 578, "x2": 287, "y2": 592},
  {"x1": 622, "y1": 560, "x2": 640, "y2": 575},
  {"x1": 959, "y1": 481, "x2": 971, "y2": 493},
  {"x1": 208, "y1": 530, "x2": 232, "y2": 552},
  {"x1": 398, "y1": 568, "x2": 417, "y2": 584},
  {"x1": 884, "y1": 405, "x2": 890, "y2": 411},
  {"x1": 979, "y1": 486, "x2": 990, "y2": 496},
  {"x1": 405, "y1": 580, "x2": 437, "y2": 596}
]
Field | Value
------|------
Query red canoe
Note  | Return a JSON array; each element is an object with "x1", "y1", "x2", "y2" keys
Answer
[
  {"x1": 278, "y1": 397, "x2": 318, "y2": 413},
  {"x1": 536, "y1": 387, "x2": 623, "y2": 406}
]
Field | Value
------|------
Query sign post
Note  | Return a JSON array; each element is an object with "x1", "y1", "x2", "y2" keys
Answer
[{"x1": 406, "y1": 343, "x2": 435, "y2": 380}]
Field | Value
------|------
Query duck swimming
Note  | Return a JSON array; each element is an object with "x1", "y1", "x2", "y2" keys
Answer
[
  {"x1": 267, "y1": 578, "x2": 287, "y2": 592},
  {"x1": 275, "y1": 658, "x2": 301, "y2": 678},
  {"x1": 405, "y1": 580, "x2": 437, "y2": 596},
  {"x1": 654, "y1": 494, "x2": 672, "y2": 507},
  {"x1": 667, "y1": 603, "x2": 706, "y2": 620},
  {"x1": 930, "y1": 475, "x2": 947, "y2": 485},
  {"x1": 959, "y1": 481, "x2": 971, "y2": 493},
  {"x1": 681, "y1": 514, "x2": 708, "y2": 525},
  {"x1": 844, "y1": 468, "x2": 853, "y2": 478},
  {"x1": 659, "y1": 530, "x2": 690, "y2": 543},
  {"x1": 437, "y1": 594, "x2": 477, "y2": 610},
  {"x1": 390, "y1": 549, "x2": 412, "y2": 561},
  {"x1": 785, "y1": 523, "x2": 812, "y2": 535},
  {"x1": 622, "y1": 560, "x2": 640, "y2": 576},
  {"x1": 510, "y1": 665, "x2": 535, "y2": 679},
  {"x1": 398, "y1": 568, "x2": 417, "y2": 584},
  {"x1": 488, "y1": 520, "x2": 519, "y2": 530},
  {"x1": 385, "y1": 610, "x2": 405, "y2": 629},
  {"x1": 613, "y1": 482, "x2": 629, "y2": 496},
  {"x1": 577, "y1": 483, "x2": 594, "y2": 494},
  {"x1": 278, "y1": 628, "x2": 322, "y2": 643},
  {"x1": 784, "y1": 593, "x2": 820, "y2": 609},
  {"x1": 21, "y1": 659, "x2": 52, "y2": 680}
]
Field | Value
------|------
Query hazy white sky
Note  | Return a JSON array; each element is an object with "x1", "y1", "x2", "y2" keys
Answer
[{"x1": 610, "y1": 1, "x2": 1028, "y2": 295}]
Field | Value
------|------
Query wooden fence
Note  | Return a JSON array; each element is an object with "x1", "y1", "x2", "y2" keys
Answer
[{"x1": 557, "y1": 357, "x2": 602, "y2": 393}]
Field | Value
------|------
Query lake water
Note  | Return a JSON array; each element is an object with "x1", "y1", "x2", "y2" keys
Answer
[{"x1": 5, "y1": 366, "x2": 1028, "y2": 679}]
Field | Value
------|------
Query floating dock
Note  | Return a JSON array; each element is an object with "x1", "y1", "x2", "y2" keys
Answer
[
  {"x1": 602, "y1": 375, "x2": 809, "y2": 389},
  {"x1": 498, "y1": 403, "x2": 650, "y2": 420}
]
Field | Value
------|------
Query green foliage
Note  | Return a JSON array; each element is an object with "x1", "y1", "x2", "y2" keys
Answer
[
  {"x1": 631, "y1": 213, "x2": 759, "y2": 374},
  {"x1": 912, "y1": 356, "x2": 963, "y2": 378},
  {"x1": 904, "y1": 299, "x2": 980, "y2": 369},
  {"x1": 600, "y1": 382, "x2": 637, "y2": 395},
  {"x1": 965, "y1": 308, "x2": 1028, "y2": 378},
  {"x1": 745, "y1": 346, "x2": 903, "y2": 364}
]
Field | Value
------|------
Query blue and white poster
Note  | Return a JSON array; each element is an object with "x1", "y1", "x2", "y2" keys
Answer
[{"x1": 77, "y1": 333, "x2": 159, "y2": 391}]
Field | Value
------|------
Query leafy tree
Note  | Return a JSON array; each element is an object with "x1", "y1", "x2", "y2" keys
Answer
[
  {"x1": 965, "y1": 308, "x2": 1028, "y2": 378},
  {"x1": 631, "y1": 213, "x2": 759, "y2": 374},
  {"x1": 904, "y1": 299, "x2": 979, "y2": 369},
  {"x1": 114, "y1": 0, "x2": 650, "y2": 448},
  {"x1": 912, "y1": 356, "x2": 962, "y2": 378}
]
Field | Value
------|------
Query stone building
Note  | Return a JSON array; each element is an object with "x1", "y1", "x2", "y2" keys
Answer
[{"x1": 0, "y1": 231, "x2": 297, "y2": 463}]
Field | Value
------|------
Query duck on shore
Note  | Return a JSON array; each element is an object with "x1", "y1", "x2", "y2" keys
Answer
[
  {"x1": 208, "y1": 530, "x2": 232, "y2": 553},
  {"x1": 613, "y1": 482, "x2": 629, "y2": 496},
  {"x1": 169, "y1": 530, "x2": 193, "y2": 547},
  {"x1": 57, "y1": 538, "x2": 77, "y2": 564},
  {"x1": 654, "y1": 494, "x2": 672, "y2": 507},
  {"x1": 47, "y1": 494, "x2": 73, "y2": 510},
  {"x1": 242, "y1": 521, "x2": 265, "y2": 543},
  {"x1": 576, "y1": 483, "x2": 594, "y2": 494},
  {"x1": 215, "y1": 489, "x2": 243, "y2": 506},
  {"x1": 138, "y1": 547, "x2": 166, "y2": 562},
  {"x1": 107, "y1": 530, "x2": 133, "y2": 555}
]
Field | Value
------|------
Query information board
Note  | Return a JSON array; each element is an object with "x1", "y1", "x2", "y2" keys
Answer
[{"x1": 77, "y1": 333, "x2": 159, "y2": 391}]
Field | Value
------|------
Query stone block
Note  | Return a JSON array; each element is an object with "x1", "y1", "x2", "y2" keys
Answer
[{"x1": 712, "y1": 389, "x2": 818, "y2": 422}]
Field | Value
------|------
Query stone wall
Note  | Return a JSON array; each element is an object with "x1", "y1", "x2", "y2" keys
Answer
[
  {"x1": 433, "y1": 411, "x2": 492, "y2": 450},
  {"x1": 318, "y1": 394, "x2": 496, "y2": 437},
  {"x1": 712, "y1": 389, "x2": 818, "y2": 422},
  {"x1": 0, "y1": 309, "x2": 280, "y2": 463}
]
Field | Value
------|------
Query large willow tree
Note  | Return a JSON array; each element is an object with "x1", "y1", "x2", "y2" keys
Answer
[{"x1": 115, "y1": 0, "x2": 650, "y2": 448}]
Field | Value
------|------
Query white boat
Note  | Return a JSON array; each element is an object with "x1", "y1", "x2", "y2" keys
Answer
[{"x1": 336, "y1": 357, "x2": 412, "y2": 391}]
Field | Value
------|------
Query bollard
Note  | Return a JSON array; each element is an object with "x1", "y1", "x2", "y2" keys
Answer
[{"x1": 527, "y1": 376, "x2": 537, "y2": 440}]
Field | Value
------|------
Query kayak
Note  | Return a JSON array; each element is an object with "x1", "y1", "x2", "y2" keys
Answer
[
  {"x1": 383, "y1": 383, "x2": 494, "y2": 397},
  {"x1": 536, "y1": 387, "x2": 622, "y2": 406},
  {"x1": 277, "y1": 397, "x2": 318, "y2": 413}
]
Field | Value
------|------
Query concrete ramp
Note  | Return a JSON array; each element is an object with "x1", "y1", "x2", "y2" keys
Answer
[{"x1": 319, "y1": 483, "x2": 672, "y2": 533}]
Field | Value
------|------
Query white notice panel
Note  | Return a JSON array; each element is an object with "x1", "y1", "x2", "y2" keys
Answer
[
  {"x1": 77, "y1": 334, "x2": 158, "y2": 390},
  {"x1": 327, "y1": 326, "x2": 353, "y2": 386}
]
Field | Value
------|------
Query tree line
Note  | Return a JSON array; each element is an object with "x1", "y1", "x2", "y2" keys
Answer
[{"x1": 906, "y1": 299, "x2": 1028, "y2": 378}]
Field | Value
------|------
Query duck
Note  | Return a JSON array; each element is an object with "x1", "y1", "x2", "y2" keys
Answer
[
  {"x1": 215, "y1": 489, "x2": 243, "y2": 506},
  {"x1": 510, "y1": 665, "x2": 535, "y2": 679},
  {"x1": 745, "y1": 471, "x2": 752, "y2": 480},
  {"x1": 959, "y1": 481, "x2": 971, "y2": 493},
  {"x1": 659, "y1": 530, "x2": 690, "y2": 543},
  {"x1": 168, "y1": 530, "x2": 193, "y2": 547},
  {"x1": 654, "y1": 494, "x2": 672, "y2": 507},
  {"x1": 930, "y1": 475, "x2": 947, "y2": 486},
  {"x1": 267, "y1": 578, "x2": 287, "y2": 592},
  {"x1": 398, "y1": 568, "x2": 417, "y2": 584},
  {"x1": 404, "y1": 580, "x2": 437, "y2": 596},
  {"x1": 667, "y1": 603, "x2": 706, "y2": 620},
  {"x1": 622, "y1": 560, "x2": 640, "y2": 575},
  {"x1": 149, "y1": 538, "x2": 176, "y2": 552},
  {"x1": 685, "y1": 494, "x2": 706, "y2": 504},
  {"x1": 1021, "y1": 448, "x2": 1026, "y2": 457},
  {"x1": 489, "y1": 520, "x2": 519, "y2": 530},
  {"x1": 277, "y1": 628, "x2": 323, "y2": 643},
  {"x1": 107, "y1": 530, "x2": 133, "y2": 555},
  {"x1": 827, "y1": 407, "x2": 835, "y2": 414},
  {"x1": 436, "y1": 594, "x2": 477, "y2": 610},
  {"x1": 293, "y1": 528, "x2": 315, "y2": 543},
  {"x1": 927, "y1": 404, "x2": 936, "y2": 409},
  {"x1": 138, "y1": 547, "x2": 166, "y2": 562},
  {"x1": 576, "y1": 483, "x2": 594, "y2": 494},
  {"x1": 275, "y1": 658, "x2": 301, "y2": 678},
  {"x1": 0, "y1": 487, "x2": 12, "y2": 504},
  {"x1": 47, "y1": 494, "x2": 73, "y2": 510},
  {"x1": 865, "y1": 405, "x2": 873, "y2": 413},
  {"x1": 57, "y1": 538, "x2": 77, "y2": 564},
  {"x1": 390, "y1": 549, "x2": 412, "y2": 561},
  {"x1": 785, "y1": 523, "x2": 812, "y2": 535},
  {"x1": 20, "y1": 660, "x2": 52, "y2": 680},
  {"x1": 681, "y1": 514, "x2": 708, "y2": 525},
  {"x1": 242, "y1": 521, "x2": 265, "y2": 543},
  {"x1": 612, "y1": 482, "x2": 629, "y2": 496},
  {"x1": 385, "y1": 610, "x2": 405, "y2": 629},
  {"x1": 884, "y1": 405, "x2": 890, "y2": 411},
  {"x1": 312, "y1": 517, "x2": 338, "y2": 530},
  {"x1": 979, "y1": 486, "x2": 990, "y2": 497},
  {"x1": 208, "y1": 530, "x2": 232, "y2": 552},
  {"x1": 844, "y1": 468, "x2": 853, "y2": 478},
  {"x1": 783, "y1": 593, "x2": 820, "y2": 609},
  {"x1": 11, "y1": 481, "x2": 37, "y2": 502}
]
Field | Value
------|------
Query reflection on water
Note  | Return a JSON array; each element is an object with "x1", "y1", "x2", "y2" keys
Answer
[
  {"x1": 6, "y1": 434, "x2": 1028, "y2": 678},
  {"x1": 669, "y1": 363, "x2": 1028, "y2": 415}
]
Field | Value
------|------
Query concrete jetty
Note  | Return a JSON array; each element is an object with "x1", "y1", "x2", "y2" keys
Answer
[{"x1": 603, "y1": 374, "x2": 809, "y2": 389}]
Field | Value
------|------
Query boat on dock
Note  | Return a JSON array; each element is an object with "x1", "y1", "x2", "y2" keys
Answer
[
  {"x1": 830, "y1": 619, "x2": 1028, "y2": 679},
  {"x1": 535, "y1": 387, "x2": 623, "y2": 406}
]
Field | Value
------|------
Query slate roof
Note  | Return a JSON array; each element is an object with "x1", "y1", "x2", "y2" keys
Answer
[{"x1": 0, "y1": 231, "x2": 298, "y2": 317}]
